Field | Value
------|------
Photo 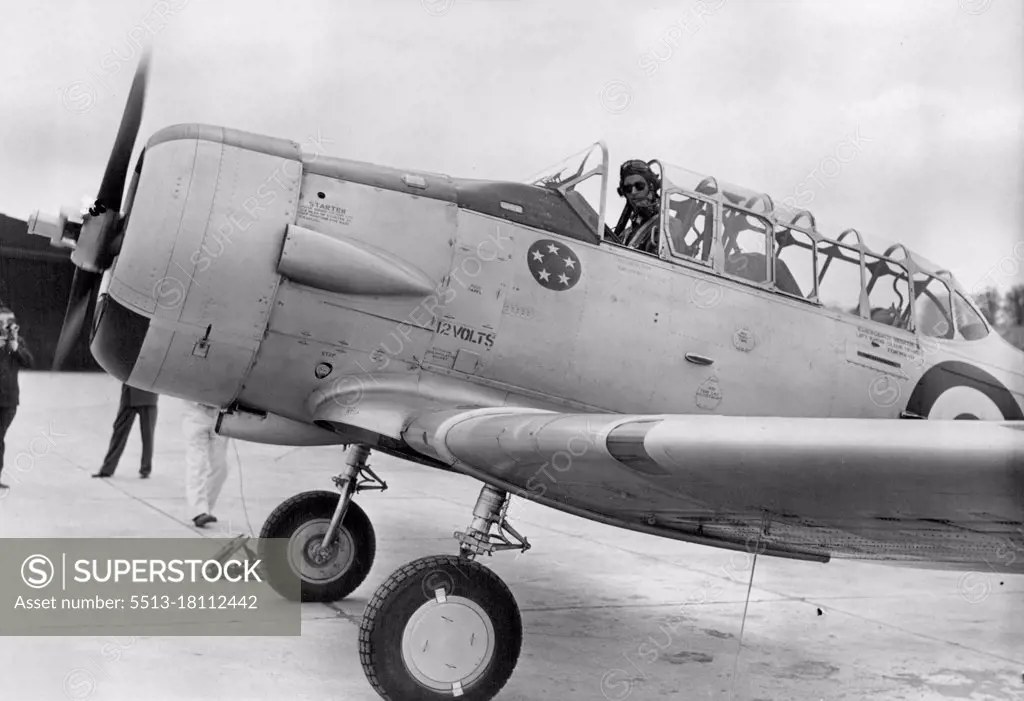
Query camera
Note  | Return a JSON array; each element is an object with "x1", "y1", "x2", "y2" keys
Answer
[{"x1": 0, "y1": 311, "x2": 17, "y2": 342}]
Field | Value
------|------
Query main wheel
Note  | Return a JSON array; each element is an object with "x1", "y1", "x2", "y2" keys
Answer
[
  {"x1": 258, "y1": 490, "x2": 376, "y2": 602},
  {"x1": 359, "y1": 554, "x2": 522, "y2": 701}
]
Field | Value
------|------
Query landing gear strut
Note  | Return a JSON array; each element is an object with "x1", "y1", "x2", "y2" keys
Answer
[
  {"x1": 359, "y1": 484, "x2": 529, "y2": 701},
  {"x1": 259, "y1": 444, "x2": 386, "y2": 602}
]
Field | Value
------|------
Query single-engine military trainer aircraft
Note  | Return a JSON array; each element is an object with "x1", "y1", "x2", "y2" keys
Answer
[{"x1": 27, "y1": 54, "x2": 1023, "y2": 701}]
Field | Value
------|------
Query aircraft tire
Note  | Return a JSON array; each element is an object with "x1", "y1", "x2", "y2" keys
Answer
[
  {"x1": 257, "y1": 490, "x2": 376, "y2": 603},
  {"x1": 358, "y1": 554, "x2": 522, "y2": 701}
]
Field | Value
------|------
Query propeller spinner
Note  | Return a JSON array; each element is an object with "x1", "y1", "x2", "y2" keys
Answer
[{"x1": 38, "y1": 51, "x2": 151, "y2": 370}]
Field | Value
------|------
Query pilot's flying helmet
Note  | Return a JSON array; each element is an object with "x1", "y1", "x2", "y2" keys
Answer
[{"x1": 617, "y1": 159, "x2": 660, "y2": 197}]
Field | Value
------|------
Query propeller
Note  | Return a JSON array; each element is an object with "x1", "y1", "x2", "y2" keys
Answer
[{"x1": 52, "y1": 50, "x2": 150, "y2": 370}]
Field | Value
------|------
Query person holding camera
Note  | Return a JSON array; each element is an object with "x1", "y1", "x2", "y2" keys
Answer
[{"x1": 0, "y1": 307, "x2": 35, "y2": 489}]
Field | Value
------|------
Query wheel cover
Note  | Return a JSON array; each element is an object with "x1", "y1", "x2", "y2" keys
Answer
[
  {"x1": 400, "y1": 592, "x2": 496, "y2": 693},
  {"x1": 287, "y1": 518, "x2": 355, "y2": 584}
]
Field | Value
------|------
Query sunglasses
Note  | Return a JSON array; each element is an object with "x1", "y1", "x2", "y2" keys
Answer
[{"x1": 622, "y1": 181, "x2": 648, "y2": 194}]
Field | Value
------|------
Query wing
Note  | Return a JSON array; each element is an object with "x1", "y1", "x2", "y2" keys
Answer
[{"x1": 402, "y1": 408, "x2": 1024, "y2": 574}]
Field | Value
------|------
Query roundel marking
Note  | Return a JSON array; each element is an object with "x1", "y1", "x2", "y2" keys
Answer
[
  {"x1": 526, "y1": 239, "x2": 582, "y2": 291},
  {"x1": 925, "y1": 386, "x2": 1002, "y2": 420},
  {"x1": 905, "y1": 361, "x2": 1023, "y2": 421}
]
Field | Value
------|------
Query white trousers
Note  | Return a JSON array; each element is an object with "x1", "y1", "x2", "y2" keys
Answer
[{"x1": 182, "y1": 401, "x2": 229, "y2": 516}]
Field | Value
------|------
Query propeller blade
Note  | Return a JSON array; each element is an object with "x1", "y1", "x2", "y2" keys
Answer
[
  {"x1": 53, "y1": 51, "x2": 151, "y2": 370},
  {"x1": 52, "y1": 269, "x2": 101, "y2": 370},
  {"x1": 73, "y1": 50, "x2": 150, "y2": 273},
  {"x1": 95, "y1": 48, "x2": 150, "y2": 212}
]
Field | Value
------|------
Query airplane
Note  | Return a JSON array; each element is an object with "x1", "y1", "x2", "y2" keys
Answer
[{"x1": 23, "y1": 53, "x2": 1024, "y2": 701}]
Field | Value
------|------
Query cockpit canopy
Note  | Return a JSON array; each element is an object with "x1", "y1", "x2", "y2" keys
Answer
[{"x1": 526, "y1": 143, "x2": 991, "y2": 342}]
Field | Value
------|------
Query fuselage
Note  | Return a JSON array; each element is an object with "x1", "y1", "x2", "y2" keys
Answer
[{"x1": 89, "y1": 124, "x2": 1024, "y2": 452}]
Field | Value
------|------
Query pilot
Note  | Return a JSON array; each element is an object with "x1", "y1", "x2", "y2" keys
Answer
[{"x1": 611, "y1": 159, "x2": 686, "y2": 256}]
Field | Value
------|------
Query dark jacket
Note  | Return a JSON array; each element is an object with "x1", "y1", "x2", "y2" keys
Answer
[
  {"x1": 0, "y1": 341, "x2": 34, "y2": 407},
  {"x1": 122, "y1": 383, "x2": 158, "y2": 407}
]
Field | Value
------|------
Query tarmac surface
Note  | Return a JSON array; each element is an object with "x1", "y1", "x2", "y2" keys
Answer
[{"x1": 0, "y1": 372, "x2": 1022, "y2": 701}]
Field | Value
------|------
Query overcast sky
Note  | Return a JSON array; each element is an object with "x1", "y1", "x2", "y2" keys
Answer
[{"x1": 1, "y1": 0, "x2": 1021, "y2": 293}]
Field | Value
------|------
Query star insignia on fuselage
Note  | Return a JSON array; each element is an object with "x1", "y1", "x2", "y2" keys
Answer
[{"x1": 526, "y1": 239, "x2": 582, "y2": 291}]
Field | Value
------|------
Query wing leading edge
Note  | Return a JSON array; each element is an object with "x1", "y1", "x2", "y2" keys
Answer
[{"x1": 402, "y1": 409, "x2": 1024, "y2": 574}]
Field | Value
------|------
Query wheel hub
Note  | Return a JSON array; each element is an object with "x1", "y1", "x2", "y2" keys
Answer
[
  {"x1": 400, "y1": 593, "x2": 495, "y2": 692},
  {"x1": 288, "y1": 519, "x2": 355, "y2": 583}
]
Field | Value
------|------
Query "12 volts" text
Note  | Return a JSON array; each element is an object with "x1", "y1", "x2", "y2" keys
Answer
[{"x1": 437, "y1": 320, "x2": 495, "y2": 348}]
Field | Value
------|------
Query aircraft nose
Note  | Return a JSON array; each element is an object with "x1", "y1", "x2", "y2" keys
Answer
[
  {"x1": 83, "y1": 125, "x2": 305, "y2": 404},
  {"x1": 89, "y1": 293, "x2": 150, "y2": 382}
]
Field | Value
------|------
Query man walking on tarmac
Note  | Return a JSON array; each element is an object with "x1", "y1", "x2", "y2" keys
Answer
[
  {"x1": 94, "y1": 383, "x2": 159, "y2": 478},
  {"x1": 182, "y1": 400, "x2": 230, "y2": 528}
]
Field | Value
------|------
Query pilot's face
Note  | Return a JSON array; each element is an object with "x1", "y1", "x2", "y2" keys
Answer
[{"x1": 622, "y1": 175, "x2": 653, "y2": 207}]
